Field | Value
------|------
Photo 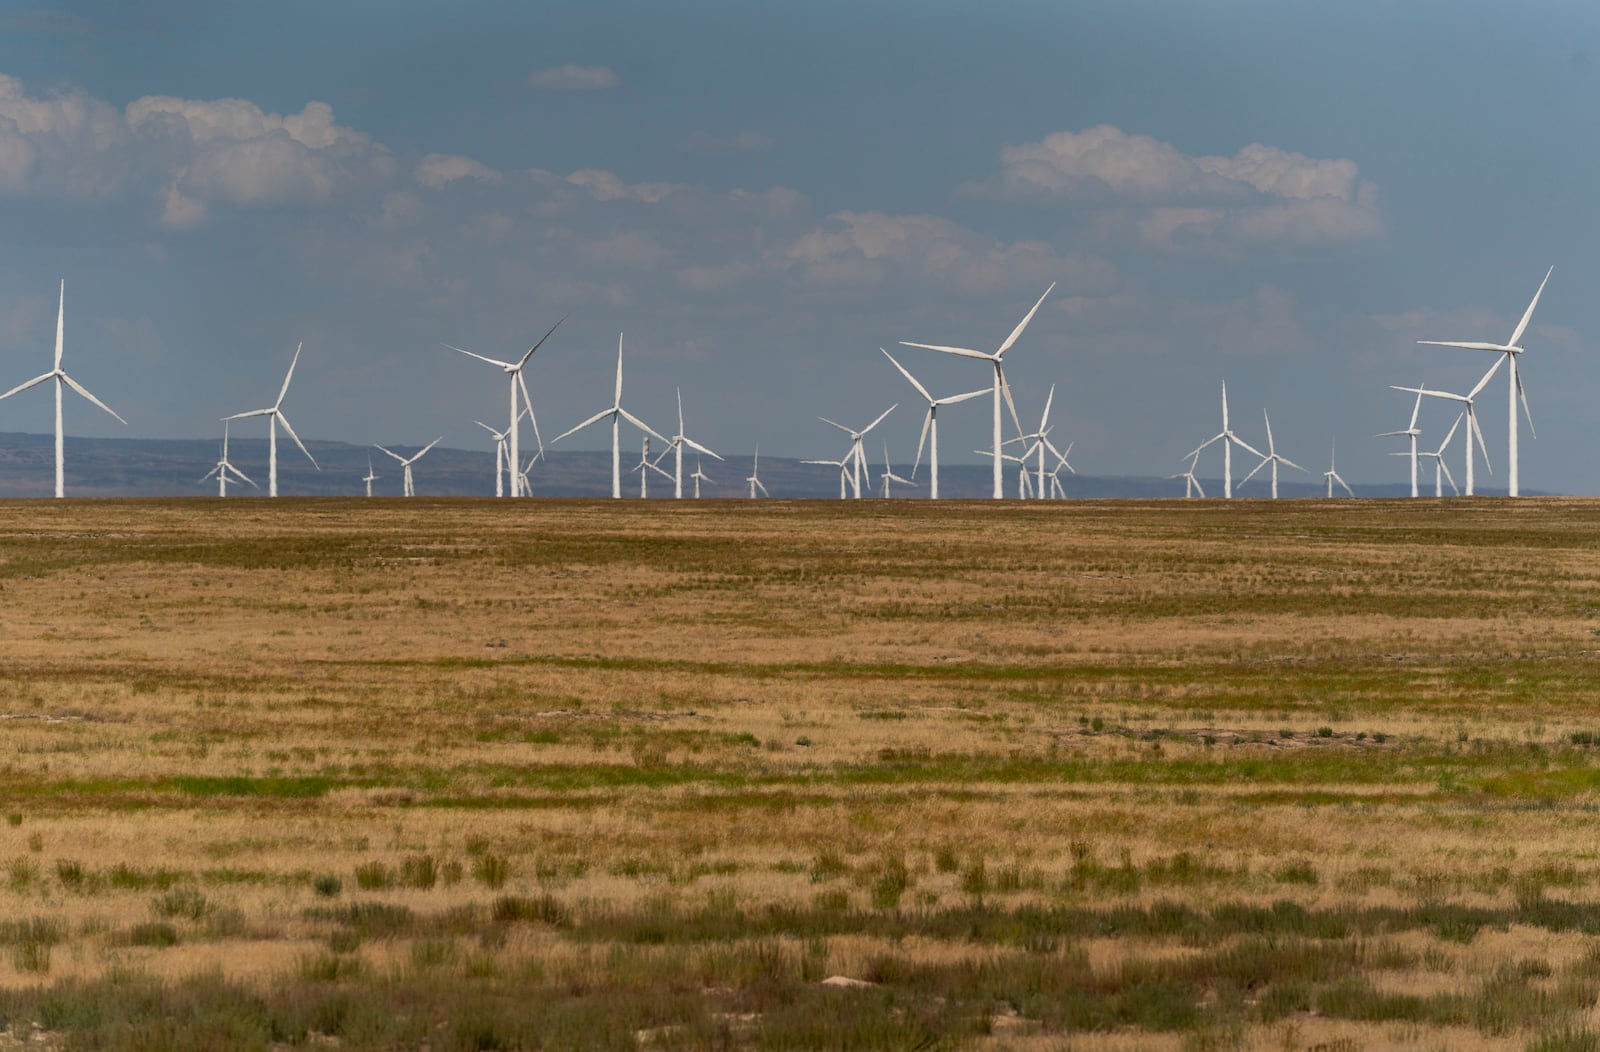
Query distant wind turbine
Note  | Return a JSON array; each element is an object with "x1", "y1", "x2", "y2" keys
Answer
[
  {"x1": 1414, "y1": 412, "x2": 1464, "y2": 497},
  {"x1": 689, "y1": 458, "x2": 713, "y2": 499},
  {"x1": 1378, "y1": 385, "x2": 1424, "y2": 498},
  {"x1": 476, "y1": 420, "x2": 511, "y2": 498},
  {"x1": 1323, "y1": 439, "x2": 1354, "y2": 498},
  {"x1": 0, "y1": 281, "x2": 127, "y2": 498},
  {"x1": 224, "y1": 343, "x2": 318, "y2": 498},
  {"x1": 880, "y1": 348, "x2": 988, "y2": 501},
  {"x1": 553, "y1": 334, "x2": 666, "y2": 499},
  {"x1": 901, "y1": 283, "x2": 1055, "y2": 499},
  {"x1": 1186, "y1": 383, "x2": 1263, "y2": 499},
  {"x1": 1416, "y1": 267, "x2": 1550, "y2": 497},
  {"x1": 818, "y1": 405, "x2": 896, "y2": 499},
  {"x1": 200, "y1": 420, "x2": 256, "y2": 497},
  {"x1": 635, "y1": 436, "x2": 672, "y2": 498},
  {"x1": 878, "y1": 444, "x2": 917, "y2": 498},
  {"x1": 1390, "y1": 361, "x2": 1499, "y2": 497},
  {"x1": 801, "y1": 454, "x2": 851, "y2": 499},
  {"x1": 655, "y1": 388, "x2": 722, "y2": 498},
  {"x1": 1239, "y1": 409, "x2": 1305, "y2": 499},
  {"x1": 375, "y1": 438, "x2": 442, "y2": 497},
  {"x1": 1168, "y1": 451, "x2": 1205, "y2": 498},
  {"x1": 445, "y1": 317, "x2": 562, "y2": 498},
  {"x1": 745, "y1": 446, "x2": 769, "y2": 498},
  {"x1": 362, "y1": 456, "x2": 379, "y2": 498}
]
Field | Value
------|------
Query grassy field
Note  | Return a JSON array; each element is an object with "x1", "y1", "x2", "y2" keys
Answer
[{"x1": 3, "y1": 496, "x2": 1600, "y2": 1050}]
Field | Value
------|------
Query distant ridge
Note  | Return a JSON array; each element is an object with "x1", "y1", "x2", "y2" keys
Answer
[{"x1": 0, "y1": 432, "x2": 1536, "y2": 499}]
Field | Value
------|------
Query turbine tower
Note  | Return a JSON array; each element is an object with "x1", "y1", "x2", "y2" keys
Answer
[
  {"x1": 552, "y1": 334, "x2": 666, "y2": 499},
  {"x1": 1186, "y1": 383, "x2": 1263, "y2": 498},
  {"x1": 374, "y1": 438, "x2": 442, "y2": 497},
  {"x1": 362, "y1": 456, "x2": 379, "y2": 498},
  {"x1": 880, "y1": 348, "x2": 988, "y2": 500},
  {"x1": 745, "y1": 446, "x2": 769, "y2": 498},
  {"x1": 1416, "y1": 267, "x2": 1550, "y2": 497},
  {"x1": 1239, "y1": 409, "x2": 1305, "y2": 499},
  {"x1": 689, "y1": 458, "x2": 713, "y2": 499},
  {"x1": 900, "y1": 283, "x2": 1055, "y2": 499},
  {"x1": 200, "y1": 421, "x2": 256, "y2": 497},
  {"x1": 476, "y1": 420, "x2": 511, "y2": 498},
  {"x1": 445, "y1": 317, "x2": 562, "y2": 498},
  {"x1": 1415, "y1": 413, "x2": 1463, "y2": 498},
  {"x1": 224, "y1": 343, "x2": 318, "y2": 498},
  {"x1": 0, "y1": 281, "x2": 127, "y2": 497},
  {"x1": 878, "y1": 444, "x2": 918, "y2": 498},
  {"x1": 634, "y1": 435, "x2": 671, "y2": 498}
]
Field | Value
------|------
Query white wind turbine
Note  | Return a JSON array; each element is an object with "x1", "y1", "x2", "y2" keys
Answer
[
  {"x1": 553, "y1": 334, "x2": 666, "y2": 499},
  {"x1": 974, "y1": 446, "x2": 1035, "y2": 498},
  {"x1": 374, "y1": 438, "x2": 442, "y2": 498},
  {"x1": 1186, "y1": 383, "x2": 1264, "y2": 499},
  {"x1": 445, "y1": 317, "x2": 562, "y2": 498},
  {"x1": 0, "y1": 281, "x2": 126, "y2": 498},
  {"x1": 655, "y1": 388, "x2": 722, "y2": 498},
  {"x1": 362, "y1": 456, "x2": 379, "y2": 498},
  {"x1": 1416, "y1": 267, "x2": 1550, "y2": 497},
  {"x1": 476, "y1": 420, "x2": 511, "y2": 497},
  {"x1": 224, "y1": 343, "x2": 318, "y2": 498},
  {"x1": 818, "y1": 405, "x2": 896, "y2": 499},
  {"x1": 1414, "y1": 412, "x2": 1464, "y2": 498},
  {"x1": 1391, "y1": 360, "x2": 1499, "y2": 497},
  {"x1": 1004, "y1": 384, "x2": 1059, "y2": 500},
  {"x1": 1168, "y1": 450, "x2": 1205, "y2": 498},
  {"x1": 516, "y1": 451, "x2": 540, "y2": 497},
  {"x1": 1239, "y1": 409, "x2": 1306, "y2": 499},
  {"x1": 1043, "y1": 438, "x2": 1075, "y2": 499},
  {"x1": 880, "y1": 348, "x2": 988, "y2": 501},
  {"x1": 878, "y1": 444, "x2": 918, "y2": 498},
  {"x1": 1322, "y1": 439, "x2": 1354, "y2": 498},
  {"x1": 635, "y1": 436, "x2": 672, "y2": 498},
  {"x1": 900, "y1": 283, "x2": 1056, "y2": 499},
  {"x1": 745, "y1": 446, "x2": 769, "y2": 498},
  {"x1": 801, "y1": 453, "x2": 851, "y2": 500},
  {"x1": 200, "y1": 420, "x2": 257, "y2": 497},
  {"x1": 1378, "y1": 386, "x2": 1424, "y2": 498},
  {"x1": 689, "y1": 458, "x2": 713, "y2": 499}
]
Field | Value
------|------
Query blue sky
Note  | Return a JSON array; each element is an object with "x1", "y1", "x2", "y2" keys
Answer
[{"x1": 1, "y1": 1, "x2": 1596, "y2": 492}]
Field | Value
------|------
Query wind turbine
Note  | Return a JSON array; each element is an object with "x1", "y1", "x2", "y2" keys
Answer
[
  {"x1": 1416, "y1": 267, "x2": 1550, "y2": 497},
  {"x1": 1004, "y1": 384, "x2": 1058, "y2": 499},
  {"x1": 552, "y1": 334, "x2": 666, "y2": 499},
  {"x1": 801, "y1": 454, "x2": 851, "y2": 499},
  {"x1": 516, "y1": 451, "x2": 540, "y2": 497},
  {"x1": 1186, "y1": 383, "x2": 1264, "y2": 498},
  {"x1": 818, "y1": 405, "x2": 896, "y2": 499},
  {"x1": 476, "y1": 420, "x2": 511, "y2": 498},
  {"x1": 635, "y1": 436, "x2": 672, "y2": 498},
  {"x1": 1043, "y1": 438, "x2": 1075, "y2": 499},
  {"x1": 362, "y1": 456, "x2": 379, "y2": 498},
  {"x1": 1239, "y1": 409, "x2": 1306, "y2": 499},
  {"x1": 745, "y1": 445, "x2": 769, "y2": 498},
  {"x1": 200, "y1": 420, "x2": 256, "y2": 497},
  {"x1": 1414, "y1": 412, "x2": 1463, "y2": 497},
  {"x1": 1378, "y1": 386, "x2": 1424, "y2": 498},
  {"x1": 1168, "y1": 451, "x2": 1205, "y2": 498},
  {"x1": 689, "y1": 458, "x2": 713, "y2": 499},
  {"x1": 900, "y1": 283, "x2": 1056, "y2": 499},
  {"x1": 655, "y1": 388, "x2": 722, "y2": 498},
  {"x1": 445, "y1": 317, "x2": 562, "y2": 498},
  {"x1": 224, "y1": 343, "x2": 318, "y2": 498},
  {"x1": 878, "y1": 444, "x2": 918, "y2": 498},
  {"x1": 880, "y1": 348, "x2": 988, "y2": 500},
  {"x1": 1390, "y1": 360, "x2": 1499, "y2": 497},
  {"x1": 0, "y1": 281, "x2": 126, "y2": 498},
  {"x1": 1322, "y1": 439, "x2": 1354, "y2": 498},
  {"x1": 374, "y1": 438, "x2": 442, "y2": 497}
]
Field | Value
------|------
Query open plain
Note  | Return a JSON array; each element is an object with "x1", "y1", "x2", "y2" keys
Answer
[{"x1": 3, "y1": 497, "x2": 1600, "y2": 1050}]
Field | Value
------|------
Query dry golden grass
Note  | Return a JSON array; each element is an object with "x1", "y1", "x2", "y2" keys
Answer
[{"x1": 3, "y1": 496, "x2": 1600, "y2": 1049}]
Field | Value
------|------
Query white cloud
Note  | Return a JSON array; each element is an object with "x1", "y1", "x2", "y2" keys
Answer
[
  {"x1": 528, "y1": 64, "x2": 619, "y2": 91},
  {"x1": 972, "y1": 125, "x2": 1382, "y2": 248},
  {"x1": 415, "y1": 153, "x2": 501, "y2": 190},
  {"x1": 551, "y1": 167, "x2": 685, "y2": 204}
]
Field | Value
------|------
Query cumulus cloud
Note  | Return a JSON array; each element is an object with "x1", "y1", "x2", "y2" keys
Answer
[
  {"x1": 543, "y1": 167, "x2": 685, "y2": 204},
  {"x1": 415, "y1": 153, "x2": 501, "y2": 190},
  {"x1": 970, "y1": 125, "x2": 1382, "y2": 248},
  {"x1": 528, "y1": 64, "x2": 619, "y2": 91},
  {"x1": 785, "y1": 210, "x2": 1113, "y2": 295}
]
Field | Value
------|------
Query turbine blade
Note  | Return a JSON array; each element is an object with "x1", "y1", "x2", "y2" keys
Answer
[
  {"x1": 1517, "y1": 371, "x2": 1536, "y2": 440},
  {"x1": 517, "y1": 314, "x2": 567, "y2": 368},
  {"x1": 880, "y1": 348, "x2": 932, "y2": 402},
  {"x1": 937, "y1": 388, "x2": 992, "y2": 407},
  {"x1": 1239, "y1": 458, "x2": 1268, "y2": 486},
  {"x1": 553, "y1": 408, "x2": 613, "y2": 443},
  {"x1": 1469, "y1": 411, "x2": 1492, "y2": 474},
  {"x1": 861, "y1": 404, "x2": 897, "y2": 434},
  {"x1": 613, "y1": 333, "x2": 624, "y2": 404},
  {"x1": 446, "y1": 344, "x2": 514, "y2": 369},
  {"x1": 0, "y1": 373, "x2": 54, "y2": 402},
  {"x1": 818, "y1": 417, "x2": 853, "y2": 434},
  {"x1": 617, "y1": 407, "x2": 667, "y2": 443},
  {"x1": 276, "y1": 412, "x2": 319, "y2": 469},
  {"x1": 999, "y1": 370, "x2": 1023, "y2": 436},
  {"x1": 276, "y1": 343, "x2": 302, "y2": 408},
  {"x1": 1439, "y1": 459, "x2": 1458, "y2": 495},
  {"x1": 897, "y1": 341, "x2": 994, "y2": 362},
  {"x1": 1507, "y1": 266, "x2": 1553, "y2": 347},
  {"x1": 1438, "y1": 412, "x2": 1464, "y2": 454},
  {"x1": 1416, "y1": 340, "x2": 1512, "y2": 353},
  {"x1": 1468, "y1": 354, "x2": 1506, "y2": 399},
  {"x1": 1279, "y1": 457, "x2": 1307, "y2": 473},
  {"x1": 1337, "y1": 475, "x2": 1353, "y2": 498},
  {"x1": 997, "y1": 282, "x2": 1056, "y2": 356},
  {"x1": 912, "y1": 410, "x2": 931, "y2": 478},
  {"x1": 516, "y1": 371, "x2": 546, "y2": 458},
  {"x1": 223, "y1": 408, "x2": 273, "y2": 420},
  {"x1": 681, "y1": 437, "x2": 722, "y2": 460},
  {"x1": 60, "y1": 373, "x2": 127, "y2": 424},
  {"x1": 375, "y1": 444, "x2": 405, "y2": 463}
]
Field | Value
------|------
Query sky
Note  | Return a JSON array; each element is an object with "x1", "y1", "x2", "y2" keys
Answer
[{"x1": 0, "y1": 1, "x2": 1597, "y2": 493}]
